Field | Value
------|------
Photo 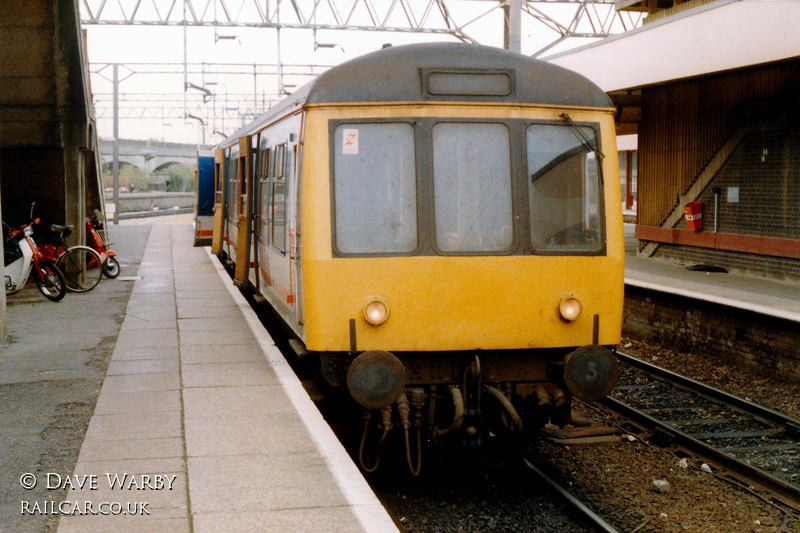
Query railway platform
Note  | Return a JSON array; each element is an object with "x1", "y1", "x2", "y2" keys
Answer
[
  {"x1": 42, "y1": 221, "x2": 397, "y2": 532},
  {"x1": 623, "y1": 223, "x2": 800, "y2": 323},
  {"x1": 3, "y1": 217, "x2": 799, "y2": 532}
]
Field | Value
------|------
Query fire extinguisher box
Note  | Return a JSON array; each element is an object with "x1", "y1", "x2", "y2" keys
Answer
[{"x1": 684, "y1": 202, "x2": 703, "y2": 231}]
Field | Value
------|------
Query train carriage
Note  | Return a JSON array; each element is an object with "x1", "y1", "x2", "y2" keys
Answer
[
  {"x1": 194, "y1": 150, "x2": 215, "y2": 246},
  {"x1": 212, "y1": 43, "x2": 624, "y2": 473}
]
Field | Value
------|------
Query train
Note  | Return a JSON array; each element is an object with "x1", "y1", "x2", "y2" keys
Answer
[
  {"x1": 209, "y1": 43, "x2": 624, "y2": 474},
  {"x1": 193, "y1": 150, "x2": 215, "y2": 246}
]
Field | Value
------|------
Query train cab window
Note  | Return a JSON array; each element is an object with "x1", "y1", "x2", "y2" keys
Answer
[
  {"x1": 272, "y1": 144, "x2": 287, "y2": 251},
  {"x1": 527, "y1": 123, "x2": 603, "y2": 253},
  {"x1": 332, "y1": 123, "x2": 417, "y2": 255},
  {"x1": 432, "y1": 122, "x2": 513, "y2": 253}
]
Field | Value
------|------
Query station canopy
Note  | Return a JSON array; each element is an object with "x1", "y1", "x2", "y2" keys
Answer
[{"x1": 545, "y1": 0, "x2": 800, "y2": 93}]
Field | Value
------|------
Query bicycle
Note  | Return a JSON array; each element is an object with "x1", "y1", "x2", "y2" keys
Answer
[{"x1": 38, "y1": 225, "x2": 104, "y2": 293}]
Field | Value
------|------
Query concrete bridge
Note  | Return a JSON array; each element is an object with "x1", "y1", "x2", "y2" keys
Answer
[{"x1": 98, "y1": 138, "x2": 211, "y2": 172}]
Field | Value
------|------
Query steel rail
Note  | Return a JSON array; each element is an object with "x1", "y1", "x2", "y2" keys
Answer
[
  {"x1": 524, "y1": 458, "x2": 620, "y2": 533},
  {"x1": 604, "y1": 353, "x2": 800, "y2": 510},
  {"x1": 616, "y1": 351, "x2": 800, "y2": 436}
]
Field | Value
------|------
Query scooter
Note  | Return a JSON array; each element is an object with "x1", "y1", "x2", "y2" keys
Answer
[
  {"x1": 87, "y1": 210, "x2": 120, "y2": 278},
  {"x1": 3, "y1": 203, "x2": 67, "y2": 302}
]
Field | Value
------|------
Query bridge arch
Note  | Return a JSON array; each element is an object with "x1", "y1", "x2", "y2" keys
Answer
[{"x1": 153, "y1": 161, "x2": 188, "y2": 172}]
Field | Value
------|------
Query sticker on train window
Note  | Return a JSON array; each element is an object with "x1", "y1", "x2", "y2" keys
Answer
[{"x1": 343, "y1": 129, "x2": 359, "y2": 155}]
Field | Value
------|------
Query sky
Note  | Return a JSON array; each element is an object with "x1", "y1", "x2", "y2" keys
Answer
[{"x1": 81, "y1": 2, "x2": 637, "y2": 146}]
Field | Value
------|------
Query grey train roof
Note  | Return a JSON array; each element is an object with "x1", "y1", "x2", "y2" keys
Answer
[
  {"x1": 220, "y1": 43, "x2": 611, "y2": 145},
  {"x1": 307, "y1": 42, "x2": 611, "y2": 107}
]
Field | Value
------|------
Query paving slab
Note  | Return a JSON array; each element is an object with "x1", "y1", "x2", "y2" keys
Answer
[
  {"x1": 75, "y1": 437, "x2": 186, "y2": 463},
  {"x1": 182, "y1": 385, "x2": 302, "y2": 417},
  {"x1": 111, "y1": 345, "x2": 180, "y2": 361},
  {"x1": 106, "y1": 358, "x2": 180, "y2": 376},
  {"x1": 179, "y1": 343, "x2": 264, "y2": 364},
  {"x1": 83, "y1": 410, "x2": 183, "y2": 441},
  {"x1": 181, "y1": 361, "x2": 280, "y2": 388},
  {"x1": 93, "y1": 390, "x2": 182, "y2": 415},
  {"x1": 187, "y1": 454, "x2": 349, "y2": 512},
  {"x1": 98, "y1": 372, "x2": 181, "y2": 394}
]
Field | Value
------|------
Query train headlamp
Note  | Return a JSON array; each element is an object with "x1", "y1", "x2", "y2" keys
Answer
[
  {"x1": 364, "y1": 298, "x2": 389, "y2": 326},
  {"x1": 558, "y1": 296, "x2": 582, "y2": 322}
]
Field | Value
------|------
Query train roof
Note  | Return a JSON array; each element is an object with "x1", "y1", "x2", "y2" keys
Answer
[{"x1": 220, "y1": 43, "x2": 612, "y2": 146}]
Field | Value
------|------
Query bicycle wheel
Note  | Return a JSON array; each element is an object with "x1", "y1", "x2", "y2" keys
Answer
[
  {"x1": 35, "y1": 264, "x2": 66, "y2": 301},
  {"x1": 56, "y1": 246, "x2": 103, "y2": 292}
]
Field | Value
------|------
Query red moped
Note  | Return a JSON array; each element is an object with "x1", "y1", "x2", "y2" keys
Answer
[
  {"x1": 88, "y1": 211, "x2": 120, "y2": 279},
  {"x1": 3, "y1": 205, "x2": 66, "y2": 301}
]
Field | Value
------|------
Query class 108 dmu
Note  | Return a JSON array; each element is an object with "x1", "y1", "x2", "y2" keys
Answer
[{"x1": 208, "y1": 43, "x2": 624, "y2": 474}]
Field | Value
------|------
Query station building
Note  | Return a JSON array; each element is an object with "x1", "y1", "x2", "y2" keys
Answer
[{"x1": 548, "y1": 0, "x2": 800, "y2": 282}]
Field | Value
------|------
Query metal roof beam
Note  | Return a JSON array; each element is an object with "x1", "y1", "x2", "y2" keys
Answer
[{"x1": 80, "y1": 1, "x2": 643, "y2": 51}]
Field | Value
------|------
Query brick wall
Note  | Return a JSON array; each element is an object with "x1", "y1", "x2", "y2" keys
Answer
[{"x1": 623, "y1": 286, "x2": 800, "y2": 382}]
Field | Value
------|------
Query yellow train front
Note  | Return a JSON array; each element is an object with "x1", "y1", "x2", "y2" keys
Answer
[{"x1": 212, "y1": 43, "x2": 624, "y2": 473}]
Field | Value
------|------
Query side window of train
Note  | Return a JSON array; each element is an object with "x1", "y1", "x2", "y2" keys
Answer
[
  {"x1": 229, "y1": 153, "x2": 240, "y2": 220},
  {"x1": 259, "y1": 146, "x2": 271, "y2": 244},
  {"x1": 215, "y1": 162, "x2": 222, "y2": 204},
  {"x1": 271, "y1": 143, "x2": 287, "y2": 252},
  {"x1": 432, "y1": 122, "x2": 513, "y2": 253},
  {"x1": 332, "y1": 122, "x2": 417, "y2": 255},
  {"x1": 225, "y1": 153, "x2": 234, "y2": 219},
  {"x1": 238, "y1": 156, "x2": 247, "y2": 217},
  {"x1": 527, "y1": 123, "x2": 603, "y2": 253}
]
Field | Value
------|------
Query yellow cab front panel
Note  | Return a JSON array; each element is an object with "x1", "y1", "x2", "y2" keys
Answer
[{"x1": 299, "y1": 103, "x2": 624, "y2": 353}]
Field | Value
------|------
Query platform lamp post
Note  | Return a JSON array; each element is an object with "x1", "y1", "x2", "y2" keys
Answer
[
  {"x1": 112, "y1": 64, "x2": 119, "y2": 225},
  {"x1": 99, "y1": 63, "x2": 134, "y2": 225}
]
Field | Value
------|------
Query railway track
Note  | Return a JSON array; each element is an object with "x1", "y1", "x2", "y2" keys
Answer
[
  {"x1": 523, "y1": 458, "x2": 620, "y2": 533},
  {"x1": 603, "y1": 351, "x2": 800, "y2": 511}
]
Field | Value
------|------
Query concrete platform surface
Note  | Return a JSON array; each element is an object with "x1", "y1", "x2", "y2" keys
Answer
[
  {"x1": 54, "y1": 223, "x2": 397, "y2": 533},
  {"x1": 624, "y1": 224, "x2": 800, "y2": 323}
]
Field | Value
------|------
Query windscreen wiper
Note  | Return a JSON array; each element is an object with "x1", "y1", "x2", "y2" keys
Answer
[{"x1": 559, "y1": 113, "x2": 605, "y2": 159}]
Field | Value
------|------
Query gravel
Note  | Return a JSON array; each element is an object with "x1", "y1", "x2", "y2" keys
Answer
[
  {"x1": 371, "y1": 335, "x2": 800, "y2": 532},
  {"x1": 371, "y1": 446, "x2": 587, "y2": 533},
  {"x1": 619, "y1": 336, "x2": 800, "y2": 422}
]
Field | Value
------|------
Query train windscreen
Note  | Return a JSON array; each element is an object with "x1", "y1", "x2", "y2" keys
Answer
[{"x1": 527, "y1": 123, "x2": 603, "y2": 253}]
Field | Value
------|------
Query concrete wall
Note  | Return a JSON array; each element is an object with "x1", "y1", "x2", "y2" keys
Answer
[{"x1": 106, "y1": 192, "x2": 195, "y2": 213}]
